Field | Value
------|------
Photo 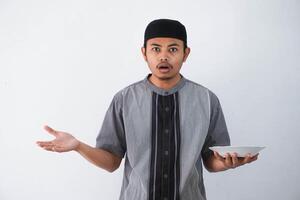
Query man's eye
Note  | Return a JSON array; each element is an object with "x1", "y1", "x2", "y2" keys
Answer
[
  {"x1": 152, "y1": 47, "x2": 160, "y2": 52},
  {"x1": 169, "y1": 48, "x2": 178, "y2": 52}
]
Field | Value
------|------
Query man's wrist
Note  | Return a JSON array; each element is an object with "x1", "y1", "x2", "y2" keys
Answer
[{"x1": 74, "y1": 140, "x2": 81, "y2": 152}]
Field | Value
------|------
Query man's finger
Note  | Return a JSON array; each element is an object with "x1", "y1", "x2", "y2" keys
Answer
[
  {"x1": 248, "y1": 154, "x2": 259, "y2": 163},
  {"x1": 38, "y1": 144, "x2": 55, "y2": 150},
  {"x1": 42, "y1": 146, "x2": 54, "y2": 151},
  {"x1": 214, "y1": 151, "x2": 224, "y2": 161},
  {"x1": 225, "y1": 153, "x2": 232, "y2": 167},
  {"x1": 231, "y1": 153, "x2": 238, "y2": 168},
  {"x1": 44, "y1": 125, "x2": 58, "y2": 137},
  {"x1": 36, "y1": 141, "x2": 53, "y2": 147},
  {"x1": 39, "y1": 143, "x2": 54, "y2": 148},
  {"x1": 242, "y1": 154, "x2": 252, "y2": 164}
]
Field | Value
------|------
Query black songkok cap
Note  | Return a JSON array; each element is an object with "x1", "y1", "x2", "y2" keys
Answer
[{"x1": 144, "y1": 19, "x2": 187, "y2": 48}]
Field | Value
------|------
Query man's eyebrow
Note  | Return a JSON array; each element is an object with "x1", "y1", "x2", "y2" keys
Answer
[
  {"x1": 150, "y1": 43, "x2": 180, "y2": 47},
  {"x1": 168, "y1": 43, "x2": 180, "y2": 47},
  {"x1": 150, "y1": 43, "x2": 162, "y2": 47}
]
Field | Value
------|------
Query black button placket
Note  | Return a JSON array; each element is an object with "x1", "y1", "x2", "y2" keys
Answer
[
  {"x1": 160, "y1": 94, "x2": 173, "y2": 200},
  {"x1": 147, "y1": 75, "x2": 184, "y2": 200},
  {"x1": 149, "y1": 91, "x2": 180, "y2": 200}
]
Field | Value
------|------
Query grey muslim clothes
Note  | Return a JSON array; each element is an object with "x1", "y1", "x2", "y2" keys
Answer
[{"x1": 96, "y1": 74, "x2": 230, "y2": 200}]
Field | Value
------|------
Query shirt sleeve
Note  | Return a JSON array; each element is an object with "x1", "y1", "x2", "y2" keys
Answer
[
  {"x1": 201, "y1": 90, "x2": 231, "y2": 161},
  {"x1": 95, "y1": 92, "x2": 127, "y2": 158}
]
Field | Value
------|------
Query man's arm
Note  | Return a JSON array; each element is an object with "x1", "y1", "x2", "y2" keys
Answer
[
  {"x1": 203, "y1": 151, "x2": 258, "y2": 172},
  {"x1": 201, "y1": 91, "x2": 259, "y2": 172},
  {"x1": 36, "y1": 125, "x2": 122, "y2": 173},
  {"x1": 75, "y1": 141, "x2": 122, "y2": 172}
]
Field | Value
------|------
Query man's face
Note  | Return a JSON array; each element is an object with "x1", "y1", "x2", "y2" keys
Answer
[{"x1": 141, "y1": 37, "x2": 190, "y2": 81}]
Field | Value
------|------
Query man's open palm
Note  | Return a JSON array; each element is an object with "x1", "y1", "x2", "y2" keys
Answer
[{"x1": 36, "y1": 125, "x2": 79, "y2": 153}]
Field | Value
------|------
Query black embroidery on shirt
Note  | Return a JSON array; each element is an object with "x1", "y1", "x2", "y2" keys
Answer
[{"x1": 149, "y1": 92, "x2": 181, "y2": 200}]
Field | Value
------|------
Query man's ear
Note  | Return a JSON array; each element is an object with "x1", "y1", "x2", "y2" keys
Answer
[
  {"x1": 141, "y1": 47, "x2": 147, "y2": 62},
  {"x1": 183, "y1": 47, "x2": 191, "y2": 62}
]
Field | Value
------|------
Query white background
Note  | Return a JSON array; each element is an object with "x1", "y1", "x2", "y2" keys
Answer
[{"x1": 0, "y1": 0, "x2": 299, "y2": 199}]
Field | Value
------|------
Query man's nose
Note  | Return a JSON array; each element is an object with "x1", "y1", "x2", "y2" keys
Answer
[
  {"x1": 160, "y1": 57, "x2": 168, "y2": 62},
  {"x1": 159, "y1": 54, "x2": 169, "y2": 62}
]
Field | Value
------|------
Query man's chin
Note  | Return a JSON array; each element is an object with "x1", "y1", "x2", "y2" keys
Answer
[{"x1": 156, "y1": 74, "x2": 175, "y2": 81}]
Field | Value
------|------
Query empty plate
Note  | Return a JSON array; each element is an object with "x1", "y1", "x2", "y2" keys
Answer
[{"x1": 209, "y1": 146, "x2": 265, "y2": 157}]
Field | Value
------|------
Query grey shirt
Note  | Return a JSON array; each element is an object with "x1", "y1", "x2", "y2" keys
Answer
[{"x1": 96, "y1": 74, "x2": 230, "y2": 200}]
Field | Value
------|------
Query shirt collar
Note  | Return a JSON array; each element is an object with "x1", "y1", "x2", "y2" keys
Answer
[{"x1": 143, "y1": 73, "x2": 186, "y2": 96}]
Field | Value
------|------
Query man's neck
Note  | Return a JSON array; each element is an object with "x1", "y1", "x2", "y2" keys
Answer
[{"x1": 148, "y1": 73, "x2": 182, "y2": 90}]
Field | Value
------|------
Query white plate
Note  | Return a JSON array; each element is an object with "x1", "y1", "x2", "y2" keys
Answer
[{"x1": 209, "y1": 146, "x2": 265, "y2": 157}]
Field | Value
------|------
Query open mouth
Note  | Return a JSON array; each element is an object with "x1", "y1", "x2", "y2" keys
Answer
[{"x1": 157, "y1": 63, "x2": 172, "y2": 73}]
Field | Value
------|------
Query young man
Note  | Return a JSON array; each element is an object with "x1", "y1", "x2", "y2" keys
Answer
[{"x1": 37, "y1": 19, "x2": 258, "y2": 200}]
